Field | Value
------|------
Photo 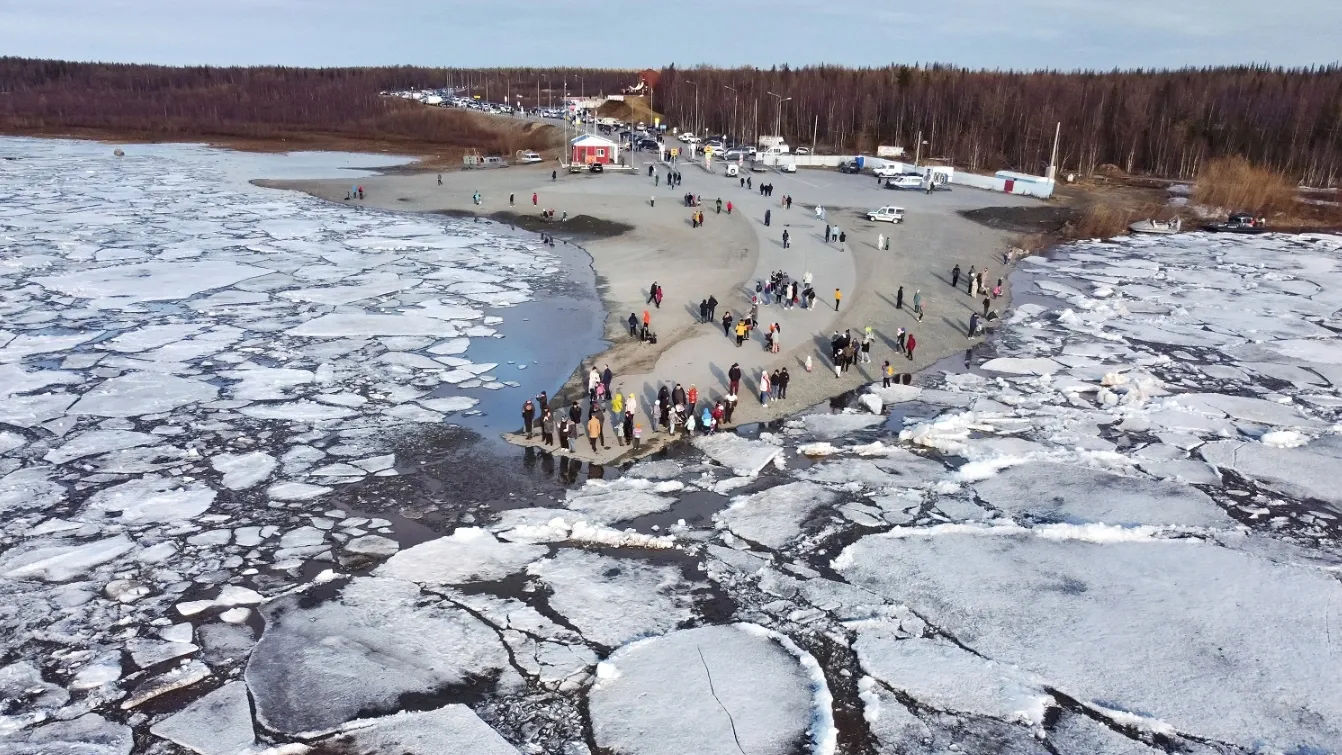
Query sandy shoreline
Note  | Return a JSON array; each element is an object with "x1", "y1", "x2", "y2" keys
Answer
[{"x1": 260, "y1": 154, "x2": 1040, "y2": 463}]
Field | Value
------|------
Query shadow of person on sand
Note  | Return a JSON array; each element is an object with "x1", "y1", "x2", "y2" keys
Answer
[{"x1": 708, "y1": 362, "x2": 728, "y2": 390}]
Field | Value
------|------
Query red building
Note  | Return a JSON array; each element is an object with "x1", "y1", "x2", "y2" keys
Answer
[{"x1": 571, "y1": 134, "x2": 619, "y2": 165}]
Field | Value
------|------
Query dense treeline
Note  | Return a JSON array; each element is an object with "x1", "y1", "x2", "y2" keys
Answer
[
  {"x1": 0, "y1": 58, "x2": 554, "y2": 153},
  {"x1": 3, "y1": 58, "x2": 1340, "y2": 185},
  {"x1": 651, "y1": 65, "x2": 1342, "y2": 186}
]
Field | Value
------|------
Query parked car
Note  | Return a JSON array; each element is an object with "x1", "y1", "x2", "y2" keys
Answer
[
  {"x1": 794, "y1": 147, "x2": 811, "y2": 155},
  {"x1": 515, "y1": 150, "x2": 544, "y2": 164},
  {"x1": 779, "y1": 162, "x2": 797, "y2": 173},
  {"x1": 839, "y1": 161, "x2": 861, "y2": 174},
  {"x1": 866, "y1": 206, "x2": 906, "y2": 224},
  {"x1": 589, "y1": 163, "x2": 604, "y2": 173},
  {"x1": 678, "y1": 132, "x2": 696, "y2": 143},
  {"x1": 883, "y1": 175, "x2": 924, "y2": 190},
  {"x1": 637, "y1": 139, "x2": 660, "y2": 151}
]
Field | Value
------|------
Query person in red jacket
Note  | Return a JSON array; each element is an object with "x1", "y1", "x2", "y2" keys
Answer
[{"x1": 905, "y1": 333, "x2": 917, "y2": 360}]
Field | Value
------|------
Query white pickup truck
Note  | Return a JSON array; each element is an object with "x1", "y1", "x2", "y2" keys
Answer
[
  {"x1": 873, "y1": 165, "x2": 917, "y2": 179},
  {"x1": 866, "y1": 206, "x2": 906, "y2": 224}
]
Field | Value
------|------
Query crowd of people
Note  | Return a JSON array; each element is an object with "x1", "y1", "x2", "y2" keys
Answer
[{"x1": 505, "y1": 149, "x2": 1017, "y2": 462}]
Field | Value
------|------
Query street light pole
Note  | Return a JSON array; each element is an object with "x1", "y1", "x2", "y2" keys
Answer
[
  {"x1": 766, "y1": 91, "x2": 790, "y2": 139},
  {"x1": 724, "y1": 85, "x2": 739, "y2": 144}
]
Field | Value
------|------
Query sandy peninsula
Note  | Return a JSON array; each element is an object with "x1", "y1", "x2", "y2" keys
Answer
[{"x1": 262, "y1": 152, "x2": 1040, "y2": 462}]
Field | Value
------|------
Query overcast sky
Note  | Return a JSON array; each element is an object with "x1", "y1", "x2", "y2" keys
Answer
[{"x1": 3, "y1": 0, "x2": 1339, "y2": 70}]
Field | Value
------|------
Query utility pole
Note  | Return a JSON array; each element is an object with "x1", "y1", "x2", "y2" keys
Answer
[
  {"x1": 684, "y1": 79, "x2": 699, "y2": 135},
  {"x1": 812, "y1": 114, "x2": 819, "y2": 154},
  {"x1": 914, "y1": 130, "x2": 924, "y2": 166},
  {"x1": 1048, "y1": 121, "x2": 1061, "y2": 181}
]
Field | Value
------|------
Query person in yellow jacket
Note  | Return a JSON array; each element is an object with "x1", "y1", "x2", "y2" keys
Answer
[
  {"x1": 835, "y1": 288, "x2": 842, "y2": 311},
  {"x1": 610, "y1": 392, "x2": 624, "y2": 445},
  {"x1": 587, "y1": 416, "x2": 601, "y2": 452}
]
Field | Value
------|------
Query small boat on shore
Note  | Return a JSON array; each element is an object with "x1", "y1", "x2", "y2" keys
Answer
[
  {"x1": 1129, "y1": 218, "x2": 1182, "y2": 235},
  {"x1": 1202, "y1": 212, "x2": 1268, "y2": 234}
]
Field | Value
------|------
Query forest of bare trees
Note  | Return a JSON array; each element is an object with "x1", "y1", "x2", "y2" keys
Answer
[
  {"x1": 0, "y1": 58, "x2": 554, "y2": 154},
  {"x1": 2, "y1": 58, "x2": 1339, "y2": 185}
]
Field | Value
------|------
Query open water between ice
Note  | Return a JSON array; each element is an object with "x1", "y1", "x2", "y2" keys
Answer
[{"x1": 3, "y1": 136, "x2": 1342, "y2": 755}]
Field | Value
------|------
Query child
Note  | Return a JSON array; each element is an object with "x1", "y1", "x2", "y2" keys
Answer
[
  {"x1": 883, "y1": 361, "x2": 893, "y2": 388},
  {"x1": 633, "y1": 423, "x2": 642, "y2": 449}
]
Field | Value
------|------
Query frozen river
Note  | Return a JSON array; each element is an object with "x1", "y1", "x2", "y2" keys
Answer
[{"x1": 1, "y1": 137, "x2": 1341, "y2": 755}]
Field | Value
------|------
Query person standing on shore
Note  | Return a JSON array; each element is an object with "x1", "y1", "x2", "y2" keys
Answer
[
  {"x1": 647, "y1": 282, "x2": 658, "y2": 305},
  {"x1": 552, "y1": 169, "x2": 557, "y2": 181},
  {"x1": 778, "y1": 367, "x2": 790, "y2": 399},
  {"x1": 906, "y1": 333, "x2": 917, "y2": 360},
  {"x1": 567, "y1": 418, "x2": 579, "y2": 452},
  {"x1": 707, "y1": 294, "x2": 718, "y2": 322},
  {"x1": 968, "y1": 312, "x2": 981, "y2": 337},
  {"x1": 766, "y1": 209, "x2": 772, "y2": 227},
  {"x1": 897, "y1": 326, "x2": 907, "y2": 351},
  {"x1": 913, "y1": 289, "x2": 924, "y2": 322},
  {"x1": 569, "y1": 400, "x2": 582, "y2": 425},
  {"x1": 994, "y1": 278, "x2": 1003, "y2": 298},
  {"x1": 522, "y1": 399, "x2": 536, "y2": 439},
  {"x1": 824, "y1": 224, "x2": 831, "y2": 243},
  {"x1": 952, "y1": 264, "x2": 961, "y2": 288},
  {"x1": 735, "y1": 318, "x2": 747, "y2": 346},
  {"x1": 983, "y1": 297, "x2": 991, "y2": 316},
  {"x1": 728, "y1": 362, "x2": 742, "y2": 395},
  {"x1": 835, "y1": 288, "x2": 842, "y2": 311},
  {"x1": 532, "y1": 192, "x2": 538, "y2": 206},
  {"x1": 611, "y1": 391, "x2": 624, "y2": 445},
  {"x1": 882, "y1": 360, "x2": 893, "y2": 388},
  {"x1": 722, "y1": 311, "x2": 734, "y2": 337},
  {"x1": 623, "y1": 410, "x2": 634, "y2": 446},
  {"x1": 509, "y1": 192, "x2": 515, "y2": 206},
  {"x1": 759, "y1": 370, "x2": 771, "y2": 406},
  {"x1": 437, "y1": 174, "x2": 442, "y2": 185},
  {"x1": 654, "y1": 285, "x2": 663, "y2": 309},
  {"x1": 896, "y1": 286, "x2": 904, "y2": 310},
  {"x1": 541, "y1": 408, "x2": 554, "y2": 445},
  {"x1": 726, "y1": 201, "x2": 733, "y2": 215},
  {"x1": 628, "y1": 313, "x2": 639, "y2": 336},
  {"x1": 602, "y1": 364, "x2": 614, "y2": 397},
  {"x1": 699, "y1": 299, "x2": 709, "y2": 322},
  {"x1": 877, "y1": 232, "x2": 885, "y2": 251},
  {"x1": 586, "y1": 415, "x2": 600, "y2": 453}
]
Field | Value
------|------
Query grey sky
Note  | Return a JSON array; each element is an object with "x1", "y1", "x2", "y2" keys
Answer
[{"x1": 2, "y1": 0, "x2": 1339, "y2": 70}]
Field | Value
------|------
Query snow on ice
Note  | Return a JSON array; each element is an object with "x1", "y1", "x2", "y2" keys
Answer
[{"x1": 3, "y1": 139, "x2": 1342, "y2": 753}]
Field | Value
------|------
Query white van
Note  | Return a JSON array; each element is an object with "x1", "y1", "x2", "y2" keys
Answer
[{"x1": 758, "y1": 144, "x2": 790, "y2": 157}]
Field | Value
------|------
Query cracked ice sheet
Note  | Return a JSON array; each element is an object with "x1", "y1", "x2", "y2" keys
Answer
[
  {"x1": 590, "y1": 624, "x2": 824, "y2": 755},
  {"x1": 854, "y1": 634, "x2": 1053, "y2": 728},
  {"x1": 527, "y1": 549, "x2": 694, "y2": 648},
  {"x1": 693, "y1": 433, "x2": 782, "y2": 476},
  {"x1": 834, "y1": 529, "x2": 1342, "y2": 751},
  {"x1": 562, "y1": 477, "x2": 682, "y2": 523},
  {"x1": 245, "y1": 577, "x2": 511, "y2": 736},
  {"x1": 375, "y1": 527, "x2": 546, "y2": 584},
  {"x1": 971, "y1": 462, "x2": 1233, "y2": 528},
  {"x1": 716, "y1": 481, "x2": 839, "y2": 549},
  {"x1": 323, "y1": 706, "x2": 520, "y2": 755}
]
